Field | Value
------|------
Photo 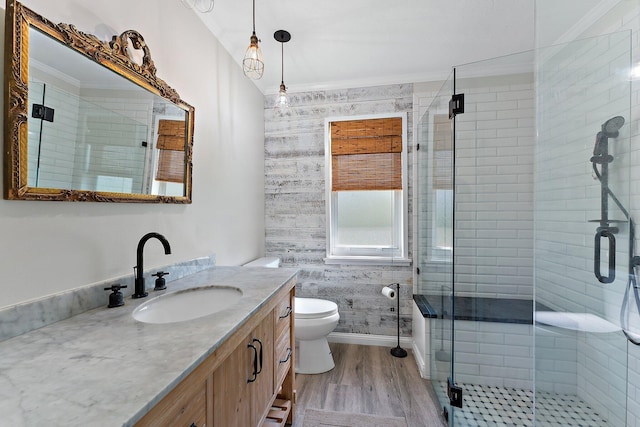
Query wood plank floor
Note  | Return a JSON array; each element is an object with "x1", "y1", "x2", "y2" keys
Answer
[{"x1": 291, "y1": 343, "x2": 447, "y2": 427}]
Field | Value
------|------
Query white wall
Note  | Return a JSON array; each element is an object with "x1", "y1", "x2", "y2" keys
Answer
[{"x1": 0, "y1": 0, "x2": 266, "y2": 309}]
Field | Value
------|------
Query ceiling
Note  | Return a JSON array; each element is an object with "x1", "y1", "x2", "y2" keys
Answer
[
  {"x1": 192, "y1": 1, "x2": 610, "y2": 96},
  {"x1": 194, "y1": 0, "x2": 538, "y2": 95}
]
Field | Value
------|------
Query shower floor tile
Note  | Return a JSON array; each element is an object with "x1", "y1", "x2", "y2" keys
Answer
[{"x1": 436, "y1": 382, "x2": 607, "y2": 426}]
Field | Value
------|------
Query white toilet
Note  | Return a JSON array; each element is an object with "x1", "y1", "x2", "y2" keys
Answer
[
  {"x1": 242, "y1": 257, "x2": 281, "y2": 268},
  {"x1": 294, "y1": 296, "x2": 339, "y2": 374},
  {"x1": 243, "y1": 257, "x2": 340, "y2": 374}
]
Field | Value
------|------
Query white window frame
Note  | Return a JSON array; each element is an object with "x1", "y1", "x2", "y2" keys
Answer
[{"x1": 324, "y1": 112, "x2": 410, "y2": 266}]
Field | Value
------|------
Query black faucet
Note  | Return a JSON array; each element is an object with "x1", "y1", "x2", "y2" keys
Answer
[{"x1": 133, "y1": 232, "x2": 172, "y2": 298}]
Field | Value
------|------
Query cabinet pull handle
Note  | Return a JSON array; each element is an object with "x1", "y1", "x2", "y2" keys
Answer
[
  {"x1": 247, "y1": 343, "x2": 258, "y2": 383},
  {"x1": 253, "y1": 338, "x2": 263, "y2": 374},
  {"x1": 279, "y1": 347, "x2": 293, "y2": 364},
  {"x1": 279, "y1": 306, "x2": 292, "y2": 319}
]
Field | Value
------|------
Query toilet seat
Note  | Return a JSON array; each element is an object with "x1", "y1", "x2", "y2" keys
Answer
[{"x1": 295, "y1": 297, "x2": 338, "y2": 319}]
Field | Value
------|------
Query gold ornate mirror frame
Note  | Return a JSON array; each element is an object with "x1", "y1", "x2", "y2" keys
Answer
[{"x1": 4, "y1": 0, "x2": 195, "y2": 202}]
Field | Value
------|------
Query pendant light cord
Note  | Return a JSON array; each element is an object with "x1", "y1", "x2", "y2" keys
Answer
[
  {"x1": 281, "y1": 42, "x2": 284, "y2": 85},
  {"x1": 252, "y1": 0, "x2": 256, "y2": 33}
]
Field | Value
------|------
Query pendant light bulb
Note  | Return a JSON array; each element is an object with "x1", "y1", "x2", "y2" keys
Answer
[
  {"x1": 242, "y1": 0, "x2": 263, "y2": 79},
  {"x1": 273, "y1": 30, "x2": 291, "y2": 111},
  {"x1": 275, "y1": 82, "x2": 290, "y2": 109}
]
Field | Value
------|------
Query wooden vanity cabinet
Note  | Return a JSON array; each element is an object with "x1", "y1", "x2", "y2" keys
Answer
[
  {"x1": 213, "y1": 311, "x2": 274, "y2": 427},
  {"x1": 134, "y1": 371, "x2": 209, "y2": 427},
  {"x1": 274, "y1": 292, "x2": 294, "y2": 407},
  {"x1": 134, "y1": 280, "x2": 295, "y2": 427}
]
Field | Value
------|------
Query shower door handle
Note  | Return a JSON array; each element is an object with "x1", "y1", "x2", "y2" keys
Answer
[{"x1": 595, "y1": 229, "x2": 616, "y2": 284}]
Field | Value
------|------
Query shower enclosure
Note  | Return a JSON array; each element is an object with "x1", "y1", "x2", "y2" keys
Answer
[
  {"x1": 28, "y1": 80, "x2": 150, "y2": 193},
  {"x1": 416, "y1": 3, "x2": 638, "y2": 423}
]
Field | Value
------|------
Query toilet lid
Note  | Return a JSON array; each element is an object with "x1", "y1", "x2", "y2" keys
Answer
[{"x1": 295, "y1": 297, "x2": 338, "y2": 319}]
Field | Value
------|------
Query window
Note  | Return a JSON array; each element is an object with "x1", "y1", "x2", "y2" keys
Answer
[
  {"x1": 325, "y1": 114, "x2": 409, "y2": 264},
  {"x1": 155, "y1": 119, "x2": 185, "y2": 183}
]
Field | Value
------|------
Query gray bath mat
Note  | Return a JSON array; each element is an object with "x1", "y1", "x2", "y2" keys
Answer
[{"x1": 303, "y1": 409, "x2": 408, "y2": 427}]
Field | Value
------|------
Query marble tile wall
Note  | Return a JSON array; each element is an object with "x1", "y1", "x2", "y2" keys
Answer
[
  {"x1": 264, "y1": 84, "x2": 414, "y2": 336},
  {"x1": 0, "y1": 256, "x2": 215, "y2": 342}
]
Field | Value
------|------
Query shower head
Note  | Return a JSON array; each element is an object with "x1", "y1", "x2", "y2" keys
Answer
[
  {"x1": 593, "y1": 116, "x2": 625, "y2": 160},
  {"x1": 602, "y1": 116, "x2": 625, "y2": 138}
]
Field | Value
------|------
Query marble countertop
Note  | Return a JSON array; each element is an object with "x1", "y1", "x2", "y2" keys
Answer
[{"x1": 0, "y1": 266, "x2": 297, "y2": 426}]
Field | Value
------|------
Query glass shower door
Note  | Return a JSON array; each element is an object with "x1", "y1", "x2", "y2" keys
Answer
[
  {"x1": 534, "y1": 30, "x2": 631, "y2": 426},
  {"x1": 451, "y1": 51, "x2": 536, "y2": 426},
  {"x1": 417, "y1": 71, "x2": 454, "y2": 422}
]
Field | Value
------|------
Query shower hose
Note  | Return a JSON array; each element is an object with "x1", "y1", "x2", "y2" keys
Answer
[{"x1": 620, "y1": 218, "x2": 640, "y2": 345}]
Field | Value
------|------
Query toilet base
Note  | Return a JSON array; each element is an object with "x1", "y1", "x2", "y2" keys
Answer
[{"x1": 295, "y1": 337, "x2": 335, "y2": 374}]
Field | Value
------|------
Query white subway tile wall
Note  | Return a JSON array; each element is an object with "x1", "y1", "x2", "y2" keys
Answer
[
  {"x1": 536, "y1": 28, "x2": 633, "y2": 425},
  {"x1": 27, "y1": 83, "x2": 80, "y2": 188},
  {"x1": 430, "y1": 319, "x2": 534, "y2": 389},
  {"x1": 455, "y1": 74, "x2": 535, "y2": 300},
  {"x1": 80, "y1": 95, "x2": 152, "y2": 192},
  {"x1": 415, "y1": 74, "x2": 535, "y2": 299}
]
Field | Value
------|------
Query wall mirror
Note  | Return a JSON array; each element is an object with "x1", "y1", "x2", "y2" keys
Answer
[{"x1": 4, "y1": 0, "x2": 194, "y2": 202}]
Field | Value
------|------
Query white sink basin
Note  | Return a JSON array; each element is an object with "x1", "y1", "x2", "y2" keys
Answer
[{"x1": 132, "y1": 285, "x2": 243, "y2": 324}]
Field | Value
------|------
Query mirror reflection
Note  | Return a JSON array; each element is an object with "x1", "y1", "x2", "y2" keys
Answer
[
  {"x1": 27, "y1": 28, "x2": 187, "y2": 197},
  {"x1": 4, "y1": 0, "x2": 194, "y2": 203}
]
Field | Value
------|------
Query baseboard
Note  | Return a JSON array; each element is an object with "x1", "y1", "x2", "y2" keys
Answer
[
  {"x1": 327, "y1": 332, "x2": 413, "y2": 348},
  {"x1": 412, "y1": 340, "x2": 429, "y2": 379}
]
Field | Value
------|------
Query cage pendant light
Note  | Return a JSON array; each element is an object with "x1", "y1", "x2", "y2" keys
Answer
[
  {"x1": 180, "y1": 0, "x2": 214, "y2": 13},
  {"x1": 242, "y1": 0, "x2": 264, "y2": 79},
  {"x1": 273, "y1": 30, "x2": 291, "y2": 110}
]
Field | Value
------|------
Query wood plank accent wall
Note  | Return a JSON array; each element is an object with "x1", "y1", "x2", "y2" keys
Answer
[{"x1": 263, "y1": 84, "x2": 414, "y2": 336}]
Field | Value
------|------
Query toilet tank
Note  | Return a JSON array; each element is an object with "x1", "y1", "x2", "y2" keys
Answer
[{"x1": 242, "y1": 257, "x2": 281, "y2": 268}]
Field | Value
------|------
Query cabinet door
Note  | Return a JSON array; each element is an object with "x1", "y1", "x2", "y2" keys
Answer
[
  {"x1": 135, "y1": 375, "x2": 207, "y2": 427},
  {"x1": 251, "y1": 312, "x2": 274, "y2": 426},
  {"x1": 213, "y1": 311, "x2": 274, "y2": 427},
  {"x1": 213, "y1": 337, "x2": 253, "y2": 427}
]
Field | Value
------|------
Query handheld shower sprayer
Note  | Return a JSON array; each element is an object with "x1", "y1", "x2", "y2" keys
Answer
[
  {"x1": 591, "y1": 116, "x2": 624, "y2": 164},
  {"x1": 590, "y1": 116, "x2": 626, "y2": 284},
  {"x1": 602, "y1": 115, "x2": 625, "y2": 137}
]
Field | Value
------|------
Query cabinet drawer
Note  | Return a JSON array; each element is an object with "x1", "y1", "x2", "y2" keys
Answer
[
  {"x1": 274, "y1": 295, "x2": 293, "y2": 339},
  {"x1": 275, "y1": 325, "x2": 292, "y2": 388},
  {"x1": 136, "y1": 380, "x2": 206, "y2": 427},
  {"x1": 171, "y1": 385, "x2": 207, "y2": 427}
]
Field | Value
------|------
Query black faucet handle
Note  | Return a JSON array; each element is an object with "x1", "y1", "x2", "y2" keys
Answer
[
  {"x1": 104, "y1": 284, "x2": 127, "y2": 308},
  {"x1": 104, "y1": 284, "x2": 128, "y2": 292},
  {"x1": 152, "y1": 271, "x2": 169, "y2": 278},
  {"x1": 152, "y1": 271, "x2": 169, "y2": 291}
]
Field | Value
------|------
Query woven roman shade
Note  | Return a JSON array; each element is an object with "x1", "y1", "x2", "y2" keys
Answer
[
  {"x1": 331, "y1": 117, "x2": 402, "y2": 191},
  {"x1": 156, "y1": 119, "x2": 185, "y2": 183},
  {"x1": 432, "y1": 114, "x2": 452, "y2": 190}
]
